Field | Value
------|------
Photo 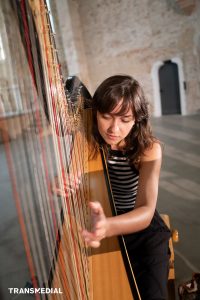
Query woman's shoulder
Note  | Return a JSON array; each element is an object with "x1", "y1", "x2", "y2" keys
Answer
[{"x1": 140, "y1": 142, "x2": 162, "y2": 162}]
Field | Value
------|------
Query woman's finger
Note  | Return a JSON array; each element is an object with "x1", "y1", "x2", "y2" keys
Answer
[
  {"x1": 89, "y1": 201, "x2": 104, "y2": 216},
  {"x1": 89, "y1": 240, "x2": 101, "y2": 248}
]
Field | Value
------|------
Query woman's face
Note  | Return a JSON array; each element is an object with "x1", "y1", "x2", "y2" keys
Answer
[{"x1": 97, "y1": 100, "x2": 135, "y2": 150}]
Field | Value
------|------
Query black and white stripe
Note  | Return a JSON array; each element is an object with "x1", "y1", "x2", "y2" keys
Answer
[{"x1": 107, "y1": 150, "x2": 139, "y2": 213}]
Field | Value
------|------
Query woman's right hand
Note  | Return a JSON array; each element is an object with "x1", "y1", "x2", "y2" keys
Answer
[{"x1": 82, "y1": 201, "x2": 110, "y2": 248}]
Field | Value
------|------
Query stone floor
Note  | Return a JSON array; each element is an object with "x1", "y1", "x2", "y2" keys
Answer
[
  {"x1": 151, "y1": 114, "x2": 200, "y2": 298},
  {"x1": 0, "y1": 114, "x2": 199, "y2": 299}
]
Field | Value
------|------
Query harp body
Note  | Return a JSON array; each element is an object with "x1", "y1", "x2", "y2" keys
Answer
[{"x1": 88, "y1": 149, "x2": 134, "y2": 300}]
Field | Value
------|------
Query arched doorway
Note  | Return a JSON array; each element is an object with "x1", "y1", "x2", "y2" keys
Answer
[
  {"x1": 159, "y1": 60, "x2": 181, "y2": 115},
  {"x1": 151, "y1": 57, "x2": 186, "y2": 117}
]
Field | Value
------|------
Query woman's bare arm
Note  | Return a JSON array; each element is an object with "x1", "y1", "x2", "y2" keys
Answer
[{"x1": 82, "y1": 142, "x2": 162, "y2": 248}]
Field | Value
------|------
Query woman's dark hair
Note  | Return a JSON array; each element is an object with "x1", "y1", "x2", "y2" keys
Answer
[{"x1": 92, "y1": 74, "x2": 157, "y2": 164}]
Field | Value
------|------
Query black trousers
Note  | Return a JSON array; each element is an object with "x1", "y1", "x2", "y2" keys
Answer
[
  {"x1": 131, "y1": 250, "x2": 170, "y2": 300},
  {"x1": 123, "y1": 211, "x2": 171, "y2": 300}
]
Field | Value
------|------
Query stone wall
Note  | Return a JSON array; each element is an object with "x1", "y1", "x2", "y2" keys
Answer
[{"x1": 53, "y1": 0, "x2": 200, "y2": 115}]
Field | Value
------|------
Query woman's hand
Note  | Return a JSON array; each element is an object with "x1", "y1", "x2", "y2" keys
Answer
[
  {"x1": 51, "y1": 171, "x2": 82, "y2": 196},
  {"x1": 82, "y1": 202, "x2": 109, "y2": 248}
]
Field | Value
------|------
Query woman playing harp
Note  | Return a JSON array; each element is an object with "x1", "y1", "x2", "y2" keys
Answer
[
  {"x1": 82, "y1": 74, "x2": 171, "y2": 300},
  {"x1": 0, "y1": 0, "x2": 170, "y2": 297}
]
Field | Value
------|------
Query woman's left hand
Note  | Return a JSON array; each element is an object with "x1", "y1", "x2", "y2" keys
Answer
[{"x1": 82, "y1": 201, "x2": 109, "y2": 248}]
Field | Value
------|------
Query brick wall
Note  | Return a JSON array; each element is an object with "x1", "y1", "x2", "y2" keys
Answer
[{"x1": 54, "y1": 0, "x2": 200, "y2": 114}]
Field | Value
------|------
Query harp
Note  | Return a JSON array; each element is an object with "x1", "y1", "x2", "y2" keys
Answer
[{"x1": 0, "y1": 0, "x2": 141, "y2": 299}]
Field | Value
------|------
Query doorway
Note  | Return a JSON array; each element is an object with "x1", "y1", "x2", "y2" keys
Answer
[
  {"x1": 159, "y1": 61, "x2": 181, "y2": 115},
  {"x1": 151, "y1": 57, "x2": 186, "y2": 117}
]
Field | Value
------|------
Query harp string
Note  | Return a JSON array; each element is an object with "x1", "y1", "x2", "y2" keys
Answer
[
  {"x1": 1, "y1": 0, "x2": 90, "y2": 298},
  {"x1": 0, "y1": 1, "x2": 45, "y2": 296},
  {"x1": 43, "y1": 5, "x2": 91, "y2": 294},
  {"x1": 19, "y1": 1, "x2": 61, "y2": 288},
  {"x1": 2, "y1": 136, "x2": 40, "y2": 298},
  {"x1": 27, "y1": 8, "x2": 81, "y2": 300},
  {"x1": 36, "y1": 4, "x2": 89, "y2": 297},
  {"x1": 28, "y1": 0, "x2": 90, "y2": 296}
]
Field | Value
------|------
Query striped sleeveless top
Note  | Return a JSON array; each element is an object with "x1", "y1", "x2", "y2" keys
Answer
[{"x1": 107, "y1": 149, "x2": 139, "y2": 214}]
